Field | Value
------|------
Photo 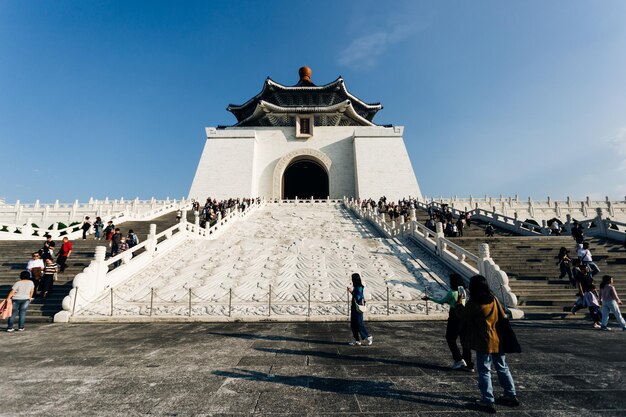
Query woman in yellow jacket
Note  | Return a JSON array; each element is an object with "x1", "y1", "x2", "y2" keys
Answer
[{"x1": 456, "y1": 275, "x2": 519, "y2": 413}]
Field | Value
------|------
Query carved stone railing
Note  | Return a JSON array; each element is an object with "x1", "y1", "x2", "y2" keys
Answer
[
  {"x1": 418, "y1": 201, "x2": 626, "y2": 243},
  {"x1": 421, "y1": 195, "x2": 626, "y2": 222},
  {"x1": 54, "y1": 200, "x2": 263, "y2": 322},
  {"x1": 346, "y1": 199, "x2": 521, "y2": 317},
  {"x1": 0, "y1": 198, "x2": 191, "y2": 240}
]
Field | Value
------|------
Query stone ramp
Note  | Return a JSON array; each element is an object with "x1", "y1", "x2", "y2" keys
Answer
[
  {"x1": 0, "y1": 212, "x2": 182, "y2": 321},
  {"x1": 75, "y1": 203, "x2": 452, "y2": 320}
]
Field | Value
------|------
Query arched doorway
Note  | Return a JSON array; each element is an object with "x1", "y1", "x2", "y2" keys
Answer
[{"x1": 282, "y1": 159, "x2": 329, "y2": 199}]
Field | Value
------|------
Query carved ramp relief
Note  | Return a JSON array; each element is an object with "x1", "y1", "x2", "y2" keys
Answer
[
  {"x1": 76, "y1": 204, "x2": 450, "y2": 319},
  {"x1": 272, "y1": 148, "x2": 332, "y2": 199}
]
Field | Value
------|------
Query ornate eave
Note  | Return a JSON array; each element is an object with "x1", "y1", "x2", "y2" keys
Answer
[
  {"x1": 234, "y1": 99, "x2": 375, "y2": 127},
  {"x1": 226, "y1": 73, "x2": 383, "y2": 127}
]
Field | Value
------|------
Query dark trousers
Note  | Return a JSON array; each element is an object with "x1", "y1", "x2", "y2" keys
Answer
[
  {"x1": 350, "y1": 311, "x2": 370, "y2": 340},
  {"x1": 589, "y1": 306, "x2": 601, "y2": 323},
  {"x1": 559, "y1": 263, "x2": 573, "y2": 283},
  {"x1": 57, "y1": 255, "x2": 68, "y2": 272},
  {"x1": 446, "y1": 310, "x2": 472, "y2": 366}
]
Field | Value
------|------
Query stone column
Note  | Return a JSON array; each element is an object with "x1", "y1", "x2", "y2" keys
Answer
[{"x1": 478, "y1": 243, "x2": 490, "y2": 276}]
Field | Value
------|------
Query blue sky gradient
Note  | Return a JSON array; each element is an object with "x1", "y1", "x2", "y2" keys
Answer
[{"x1": 1, "y1": 1, "x2": 625, "y2": 202}]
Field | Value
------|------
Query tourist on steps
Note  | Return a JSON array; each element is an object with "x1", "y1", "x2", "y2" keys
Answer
[
  {"x1": 599, "y1": 275, "x2": 626, "y2": 331},
  {"x1": 556, "y1": 247, "x2": 573, "y2": 285},
  {"x1": 347, "y1": 273, "x2": 372, "y2": 346},
  {"x1": 56, "y1": 236, "x2": 72, "y2": 273},
  {"x1": 583, "y1": 284, "x2": 602, "y2": 329},
  {"x1": 6, "y1": 271, "x2": 35, "y2": 332},
  {"x1": 485, "y1": 223, "x2": 495, "y2": 237},
  {"x1": 456, "y1": 275, "x2": 519, "y2": 413},
  {"x1": 422, "y1": 273, "x2": 473, "y2": 371},
  {"x1": 93, "y1": 216, "x2": 104, "y2": 240},
  {"x1": 40, "y1": 258, "x2": 59, "y2": 300},
  {"x1": 81, "y1": 216, "x2": 91, "y2": 239},
  {"x1": 578, "y1": 242, "x2": 600, "y2": 277}
]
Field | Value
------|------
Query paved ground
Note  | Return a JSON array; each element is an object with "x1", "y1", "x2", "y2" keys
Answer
[{"x1": 1, "y1": 320, "x2": 625, "y2": 416}]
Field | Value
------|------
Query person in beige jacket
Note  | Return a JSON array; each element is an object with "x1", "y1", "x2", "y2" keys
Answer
[{"x1": 456, "y1": 275, "x2": 519, "y2": 413}]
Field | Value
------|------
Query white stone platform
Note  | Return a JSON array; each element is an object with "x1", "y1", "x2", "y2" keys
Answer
[{"x1": 74, "y1": 203, "x2": 450, "y2": 321}]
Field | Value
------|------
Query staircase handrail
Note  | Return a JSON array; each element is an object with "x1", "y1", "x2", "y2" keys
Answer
[
  {"x1": 345, "y1": 198, "x2": 520, "y2": 315},
  {"x1": 417, "y1": 200, "x2": 550, "y2": 236},
  {"x1": 54, "y1": 198, "x2": 263, "y2": 322}
]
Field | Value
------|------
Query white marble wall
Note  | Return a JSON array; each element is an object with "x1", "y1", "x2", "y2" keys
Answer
[{"x1": 188, "y1": 125, "x2": 423, "y2": 201}]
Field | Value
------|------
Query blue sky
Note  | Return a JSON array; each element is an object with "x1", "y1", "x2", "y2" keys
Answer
[{"x1": 1, "y1": 1, "x2": 625, "y2": 203}]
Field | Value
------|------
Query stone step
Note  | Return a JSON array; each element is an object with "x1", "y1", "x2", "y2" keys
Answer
[{"x1": 0, "y1": 212, "x2": 181, "y2": 318}]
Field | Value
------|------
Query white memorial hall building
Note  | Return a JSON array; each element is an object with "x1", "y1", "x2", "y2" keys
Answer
[{"x1": 189, "y1": 67, "x2": 422, "y2": 201}]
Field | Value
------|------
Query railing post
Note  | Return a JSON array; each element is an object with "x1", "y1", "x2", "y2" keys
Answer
[
  {"x1": 268, "y1": 284, "x2": 272, "y2": 317},
  {"x1": 308, "y1": 285, "x2": 311, "y2": 317},
  {"x1": 426, "y1": 298, "x2": 429, "y2": 315},
  {"x1": 110, "y1": 288, "x2": 114, "y2": 316},
  {"x1": 228, "y1": 288, "x2": 232, "y2": 317},
  {"x1": 72, "y1": 287, "x2": 79, "y2": 316},
  {"x1": 347, "y1": 289, "x2": 350, "y2": 317},
  {"x1": 188, "y1": 288, "x2": 192, "y2": 317},
  {"x1": 150, "y1": 288, "x2": 154, "y2": 316},
  {"x1": 386, "y1": 287, "x2": 390, "y2": 315}
]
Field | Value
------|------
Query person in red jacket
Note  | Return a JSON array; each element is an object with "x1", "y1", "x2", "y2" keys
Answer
[{"x1": 56, "y1": 237, "x2": 73, "y2": 273}]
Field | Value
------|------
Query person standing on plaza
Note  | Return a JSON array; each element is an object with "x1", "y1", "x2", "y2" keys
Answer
[
  {"x1": 6, "y1": 271, "x2": 35, "y2": 332},
  {"x1": 347, "y1": 273, "x2": 372, "y2": 346},
  {"x1": 456, "y1": 275, "x2": 519, "y2": 413},
  {"x1": 56, "y1": 236, "x2": 73, "y2": 273},
  {"x1": 583, "y1": 284, "x2": 602, "y2": 329},
  {"x1": 93, "y1": 216, "x2": 104, "y2": 240},
  {"x1": 599, "y1": 275, "x2": 626, "y2": 331},
  {"x1": 40, "y1": 258, "x2": 59, "y2": 300},
  {"x1": 422, "y1": 273, "x2": 473, "y2": 370},
  {"x1": 81, "y1": 216, "x2": 92, "y2": 239}
]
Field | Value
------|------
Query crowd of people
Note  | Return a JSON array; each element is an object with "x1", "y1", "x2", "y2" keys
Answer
[
  {"x1": 192, "y1": 197, "x2": 260, "y2": 229},
  {"x1": 559, "y1": 222, "x2": 626, "y2": 330},
  {"x1": 356, "y1": 272, "x2": 520, "y2": 413}
]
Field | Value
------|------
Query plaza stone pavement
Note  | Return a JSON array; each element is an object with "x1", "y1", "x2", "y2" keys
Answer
[{"x1": 1, "y1": 321, "x2": 625, "y2": 417}]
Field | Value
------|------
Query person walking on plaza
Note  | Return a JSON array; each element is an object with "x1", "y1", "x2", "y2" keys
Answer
[
  {"x1": 6, "y1": 271, "x2": 35, "y2": 332},
  {"x1": 93, "y1": 216, "x2": 104, "y2": 240},
  {"x1": 422, "y1": 273, "x2": 473, "y2": 371},
  {"x1": 347, "y1": 273, "x2": 372, "y2": 346},
  {"x1": 456, "y1": 275, "x2": 519, "y2": 413},
  {"x1": 56, "y1": 236, "x2": 72, "y2": 273},
  {"x1": 81, "y1": 216, "x2": 92, "y2": 239},
  {"x1": 40, "y1": 258, "x2": 59, "y2": 300},
  {"x1": 583, "y1": 284, "x2": 602, "y2": 329},
  {"x1": 599, "y1": 275, "x2": 626, "y2": 331}
]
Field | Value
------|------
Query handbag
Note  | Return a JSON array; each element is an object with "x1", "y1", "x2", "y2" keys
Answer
[
  {"x1": 0, "y1": 298, "x2": 12, "y2": 320},
  {"x1": 495, "y1": 299, "x2": 522, "y2": 354},
  {"x1": 355, "y1": 301, "x2": 368, "y2": 314}
]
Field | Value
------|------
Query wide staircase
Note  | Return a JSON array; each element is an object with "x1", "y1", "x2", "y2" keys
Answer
[
  {"x1": 412, "y1": 207, "x2": 626, "y2": 319},
  {"x1": 0, "y1": 212, "x2": 181, "y2": 322}
]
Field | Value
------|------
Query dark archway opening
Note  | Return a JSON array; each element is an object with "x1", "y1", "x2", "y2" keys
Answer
[{"x1": 282, "y1": 159, "x2": 329, "y2": 199}]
